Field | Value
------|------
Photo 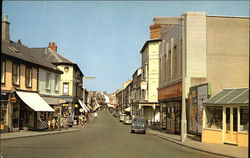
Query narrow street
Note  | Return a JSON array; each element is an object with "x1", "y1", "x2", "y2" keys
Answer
[{"x1": 1, "y1": 110, "x2": 224, "y2": 158}]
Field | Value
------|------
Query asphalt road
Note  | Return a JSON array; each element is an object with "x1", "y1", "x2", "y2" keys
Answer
[{"x1": 1, "y1": 110, "x2": 224, "y2": 158}]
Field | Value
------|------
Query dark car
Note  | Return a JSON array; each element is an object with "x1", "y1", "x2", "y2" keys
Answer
[
  {"x1": 131, "y1": 117, "x2": 146, "y2": 134},
  {"x1": 113, "y1": 112, "x2": 120, "y2": 118}
]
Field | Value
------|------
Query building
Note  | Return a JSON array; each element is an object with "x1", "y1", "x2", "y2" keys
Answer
[
  {"x1": 1, "y1": 16, "x2": 57, "y2": 132},
  {"x1": 31, "y1": 43, "x2": 85, "y2": 118},
  {"x1": 202, "y1": 88, "x2": 248, "y2": 147},
  {"x1": 139, "y1": 38, "x2": 162, "y2": 126},
  {"x1": 131, "y1": 68, "x2": 142, "y2": 119},
  {"x1": 157, "y1": 12, "x2": 249, "y2": 141}
]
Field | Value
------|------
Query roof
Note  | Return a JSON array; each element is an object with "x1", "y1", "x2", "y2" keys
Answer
[
  {"x1": 203, "y1": 88, "x2": 249, "y2": 105},
  {"x1": 30, "y1": 47, "x2": 73, "y2": 64},
  {"x1": 30, "y1": 47, "x2": 84, "y2": 76},
  {"x1": 2, "y1": 40, "x2": 62, "y2": 74},
  {"x1": 140, "y1": 39, "x2": 162, "y2": 54}
]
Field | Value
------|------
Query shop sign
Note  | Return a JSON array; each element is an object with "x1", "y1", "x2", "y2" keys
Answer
[
  {"x1": 74, "y1": 104, "x2": 78, "y2": 108},
  {"x1": 58, "y1": 99, "x2": 66, "y2": 103},
  {"x1": 10, "y1": 97, "x2": 17, "y2": 102},
  {"x1": 63, "y1": 104, "x2": 69, "y2": 107},
  {"x1": 79, "y1": 108, "x2": 83, "y2": 112},
  {"x1": 158, "y1": 82, "x2": 182, "y2": 100},
  {"x1": 188, "y1": 83, "x2": 209, "y2": 134}
]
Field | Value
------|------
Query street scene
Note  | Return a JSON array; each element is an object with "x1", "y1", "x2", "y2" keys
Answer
[{"x1": 1, "y1": 1, "x2": 249, "y2": 158}]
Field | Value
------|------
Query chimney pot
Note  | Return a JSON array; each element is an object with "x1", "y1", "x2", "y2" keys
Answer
[
  {"x1": 3, "y1": 15, "x2": 8, "y2": 22},
  {"x1": 48, "y1": 42, "x2": 57, "y2": 52}
]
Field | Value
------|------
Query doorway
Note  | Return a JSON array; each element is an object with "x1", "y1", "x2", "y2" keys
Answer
[{"x1": 224, "y1": 107, "x2": 238, "y2": 145}]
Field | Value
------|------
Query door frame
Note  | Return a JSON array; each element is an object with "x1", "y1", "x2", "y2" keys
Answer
[{"x1": 223, "y1": 106, "x2": 238, "y2": 145}]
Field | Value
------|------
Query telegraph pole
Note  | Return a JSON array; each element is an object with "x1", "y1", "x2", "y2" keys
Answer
[{"x1": 181, "y1": 14, "x2": 187, "y2": 142}]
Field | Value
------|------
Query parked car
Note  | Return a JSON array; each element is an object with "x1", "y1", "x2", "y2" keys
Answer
[
  {"x1": 119, "y1": 114, "x2": 127, "y2": 122},
  {"x1": 113, "y1": 112, "x2": 120, "y2": 118},
  {"x1": 123, "y1": 116, "x2": 132, "y2": 125},
  {"x1": 131, "y1": 117, "x2": 146, "y2": 134}
]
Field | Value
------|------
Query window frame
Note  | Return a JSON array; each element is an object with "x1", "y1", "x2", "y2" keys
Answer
[
  {"x1": 45, "y1": 72, "x2": 51, "y2": 90},
  {"x1": 25, "y1": 66, "x2": 32, "y2": 88},
  {"x1": 63, "y1": 82, "x2": 69, "y2": 95},
  {"x1": 54, "y1": 75, "x2": 59, "y2": 92},
  {"x1": 12, "y1": 62, "x2": 20, "y2": 86},
  {"x1": 1, "y1": 60, "x2": 6, "y2": 85}
]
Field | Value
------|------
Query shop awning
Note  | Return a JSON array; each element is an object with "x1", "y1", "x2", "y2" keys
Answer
[
  {"x1": 78, "y1": 99, "x2": 89, "y2": 112},
  {"x1": 203, "y1": 88, "x2": 249, "y2": 105},
  {"x1": 42, "y1": 96, "x2": 59, "y2": 105},
  {"x1": 16, "y1": 91, "x2": 55, "y2": 112},
  {"x1": 124, "y1": 106, "x2": 131, "y2": 112},
  {"x1": 87, "y1": 104, "x2": 92, "y2": 110}
]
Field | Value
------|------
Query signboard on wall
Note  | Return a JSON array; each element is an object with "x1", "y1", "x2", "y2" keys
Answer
[
  {"x1": 188, "y1": 83, "x2": 209, "y2": 134},
  {"x1": 158, "y1": 82, "x2": 182, "y2": 100}
]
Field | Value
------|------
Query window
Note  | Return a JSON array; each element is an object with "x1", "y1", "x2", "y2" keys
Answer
[
  {"x1": 64, "y1": 67, "x2": 69, "y2": 73},
  {"x1": 63, "y1": 82, "x2": 69, "y2": 95},
  {"x1": 54, "y1": 75, "x2": 59, "y2": 92},
  {"x1": 46, "y1": 73, "x2": 51, "y2": 90},
  {"x1": 1, "y1": 60, "x2": 6, "y2": 84},
  {"x1": 12, "y1": 62, "x2": 20, "y2": 86},
  {"x1": 205, "y1": 106, "x2": 222, "y2": 129},
  {"x1": 240, "y1": 107, "x2": 248, "y2": 132},
  {"x1": 25, "y1": 66, "x2": 32, "y2": 88}
]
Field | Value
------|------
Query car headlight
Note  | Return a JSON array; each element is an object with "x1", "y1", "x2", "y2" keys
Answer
[
  {"x1": 142, "y1": 124, "x2": 145, "y2": 127},
  {"x1": 132, "y1": 123, "x2": 135, "y2": 126}
]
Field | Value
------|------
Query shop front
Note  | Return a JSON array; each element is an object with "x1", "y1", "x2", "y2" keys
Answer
[
  {"x1": 202, "y1": 88, "x2": 248, "y2": 147},
  {"x1": 15, "y1": 91, "x2": 55, "y2": 131},
  {"x1": 0, "y1": 91, "x2": 11, "y2": 132},
  {"x1": 158, "y1": 82, "x2": 182, "y2": 134}
]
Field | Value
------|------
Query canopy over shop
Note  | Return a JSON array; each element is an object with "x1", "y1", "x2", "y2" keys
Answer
[
  {"x1": 201, "y1": 88, "x2": 249, "y2": 147},
  {"x1": 16, "y1": 91, "x2": 54, "y2": 130}
]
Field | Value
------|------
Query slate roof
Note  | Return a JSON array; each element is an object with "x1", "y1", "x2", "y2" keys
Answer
[
  {"x1": 30, "y1": 47, "x2": 84, "y2": 76},
  {"x1": 1, "y1": 40, "x2": 62, "y2": 73},
  {"x1": 30, "y1": 47, "x2": 74, "y2": 65},
  {"x1": 203, "y1": 88, "x2": 249, "y2": 105}
]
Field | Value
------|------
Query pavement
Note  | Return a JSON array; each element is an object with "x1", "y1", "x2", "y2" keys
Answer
[
  {"x1": 147, "y1": 128, "x2": 248, "y2": 158},
  {"x1": 0, "y1": 126, "x2": 82, "y2": 140}
]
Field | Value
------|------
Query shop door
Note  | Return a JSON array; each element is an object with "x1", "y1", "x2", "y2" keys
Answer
[{"x1": 224, "y1": 107, "x2": 238, "y2": 145}]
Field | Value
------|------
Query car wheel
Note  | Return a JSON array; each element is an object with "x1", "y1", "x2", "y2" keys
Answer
[
  {"x1": 131, "y1": 130, "x2": 134, "y2": 133},
  {"x1": 143, "y1": 131, "x2": 146, "y2": 134}
]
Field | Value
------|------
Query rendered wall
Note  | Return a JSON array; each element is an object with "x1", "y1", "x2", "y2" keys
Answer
[{"x1": 202, "y1": 129, "x2": 223, "y2": 144}]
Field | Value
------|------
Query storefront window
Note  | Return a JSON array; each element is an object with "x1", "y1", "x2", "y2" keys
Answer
[
  {"x1": 205, "y1": 106, "x2": 222, "y2": 129},
  {"x1": 240, "y1": 106, "x2": 248, "y2": 132}
]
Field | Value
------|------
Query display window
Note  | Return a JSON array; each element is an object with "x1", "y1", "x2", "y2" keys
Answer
[
  {"x1": 239, "y1": 106, "x2": 248, "y2": 132},
  {"x1": 205, "y1": 106, "x2": 222, "y2": 129}
]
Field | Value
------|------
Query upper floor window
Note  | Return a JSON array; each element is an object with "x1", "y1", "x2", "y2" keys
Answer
[
  {"x1": 54, "y1": 75, "x2": 59, "y2": 92},
  {"x1": 1, "y1": 60, "x2": 6, "y2": 85},
  {"x1": 12, "y1": 62, "x2": 20, "y2": 86},
  {"x1": 25, "y1": 66, "x2": 32, "y2": 88},
  {"x1": 63, "y1": 82, "x2": 69, "y2": 95},
  {"x1": 46, "y1": 73, "x2": 51, "y2": 90}
]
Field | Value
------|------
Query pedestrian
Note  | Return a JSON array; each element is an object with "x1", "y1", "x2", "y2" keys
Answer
[
  {"x1": 63, "y1": 115, "x2": 68, "y2": 129},
  {"x1": 94, "y1": 111, "x2": 97, "y2": 118},
  {"x1": 52, "y1": 117, "x2": 56, "y2": 130},
  {"x1": 57, "y1": 114, "x2": 62, "y2": 130}
]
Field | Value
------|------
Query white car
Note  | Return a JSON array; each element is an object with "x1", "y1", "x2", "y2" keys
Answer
[
  {"x1": 119, "y1": 114, "x2": 126, "y2": 122},
  {"x1": 123, "y1": 116, "x2": 132, "y2": 125}
]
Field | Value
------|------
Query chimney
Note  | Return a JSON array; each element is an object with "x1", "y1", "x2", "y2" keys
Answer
[
  {"x1": 149, "y1": 24, "x2": 161, "y2": 39},
  {"x1": 17, "y1": 39, "x2": 22, "y2": 45},
  {"x1": 48, "y1": 42, "x2": 57, "y2": 52},
  {"x1": 2, "y1": 15, "x2": 10, "y2": 41}
]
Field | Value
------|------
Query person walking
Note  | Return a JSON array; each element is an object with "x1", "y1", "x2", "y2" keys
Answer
[{"x1": 94, "y1": 111, "x2": 97, "y2": 118}]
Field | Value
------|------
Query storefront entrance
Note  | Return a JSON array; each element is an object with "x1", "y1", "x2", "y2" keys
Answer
[{"x1": 224, "y1": 107, "x2": 238, "y2": 145}]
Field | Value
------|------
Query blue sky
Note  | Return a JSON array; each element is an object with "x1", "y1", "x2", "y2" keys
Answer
[{"x1": 2, "y1": 1, "x2": 249, "y2": 94}]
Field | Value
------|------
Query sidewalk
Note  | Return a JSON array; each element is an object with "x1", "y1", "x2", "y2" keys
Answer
[
  {"x1": 147, "y1": 129, "x2": 248, "y2": 158},
  {"x1": 0, "y1": 127, "x2": 82, "y2": 140}
]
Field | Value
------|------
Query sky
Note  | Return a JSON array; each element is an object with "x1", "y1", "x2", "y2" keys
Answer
[{"x1": 2, "y1": 1, "x2": 249, "y2": 94}]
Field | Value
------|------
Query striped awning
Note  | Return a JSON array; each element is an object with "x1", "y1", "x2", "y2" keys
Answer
[{"x1": 203, "y1": 88, "x2": 248, "y2": 105}]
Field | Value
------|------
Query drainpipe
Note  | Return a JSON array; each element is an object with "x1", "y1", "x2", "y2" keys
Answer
[{"x1": 181, "y1": 14, "x2": 187, "y2": 142}]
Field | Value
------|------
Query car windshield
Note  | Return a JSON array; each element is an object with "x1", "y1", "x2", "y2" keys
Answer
[{"x1": 134, "y1": 118, "x2": 145, "y2": 122}]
